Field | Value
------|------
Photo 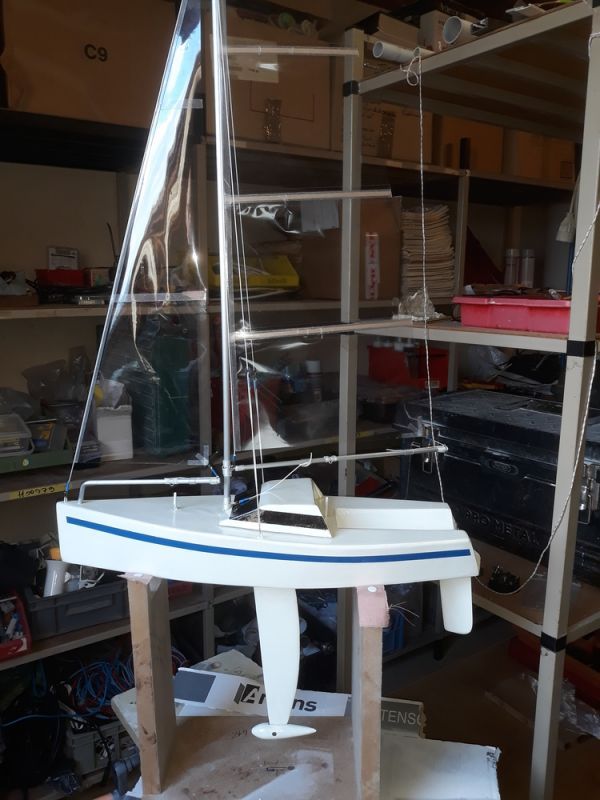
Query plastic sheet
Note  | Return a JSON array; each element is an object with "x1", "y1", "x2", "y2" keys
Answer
[
  {"x1": 68, "y1": 0, "x2": 208, "y2": 479},
  {"x1": 486, "y1": 672, "x2": 600, "y2": 747},
  {"x1": 66, "y1": 0, "x2": 438, "y2": 494}
]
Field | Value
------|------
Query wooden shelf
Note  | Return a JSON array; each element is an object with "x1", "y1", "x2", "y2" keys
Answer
[
  {"x1": 0, "y1": 299, "x2": 399, "y2": 321},
  {"x1": 0, "y1": 109, "x2": 149, "y2": 171},
  {"x1": 0, "y1": 585, "x2": 250, "y2": 673},
  {"x1": 472, "y1": 539, "x2": 600, "y2": 642},
  {"x1": 0, "y1": 588, "x2": 205, "y2": 672},
  {"x1": 359, "y1": 2, "x2": 590, "y2": 142}
]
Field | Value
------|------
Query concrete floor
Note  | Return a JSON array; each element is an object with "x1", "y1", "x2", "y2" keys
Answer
[{"x1": 383, "y1": 618, "x2": 600, "y2": 799}]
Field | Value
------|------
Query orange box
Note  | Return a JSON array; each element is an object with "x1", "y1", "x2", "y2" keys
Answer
[
  {"x1": 1, "y1": 0, "x2": 174, "y2": 127},
  {"x1": 435, "y1": 116, "x2": 504, "y2": 174}
]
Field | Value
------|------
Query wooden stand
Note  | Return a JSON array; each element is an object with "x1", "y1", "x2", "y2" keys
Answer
[
  {"x1": 124, "y1": 576, "x2": 389, "y2": 799},
  {"x1": 126, "y1": 574, "x2": 176, "y2": 795}
]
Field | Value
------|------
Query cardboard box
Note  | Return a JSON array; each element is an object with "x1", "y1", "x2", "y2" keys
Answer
[
  {"x1": 419, "y1": 10, "x2": 450, "y2": 51},
  {"x1": 205, "y1": 9, "x2": 330, "y2": 150},
  {"x1": 543, "y1": 137, "x2": 576, "y2": 183},
  {"x1": 331, "y1": 61, "x2": 433, "y2": 163},
  {"x1": 362, "y1": 13, "x2": 420, "y2": 48},
  {"x1": 0, "y1": 0, "x2": 174, "y2": 127},
  {"x1": 299, "y1": 199, "x2": 401, "y2": 300},
  {"x1": 503, "y1": 130, "x2": 576, "y2": 183},
  {"x1": 435, "y1": 116, "x2": 504, "y2": 174},
  {"x1": 503, "y1": 130, "x2": 544, "y2": 180},
  {"x1": 265, "y1": 1, "x2": 334, "y2": 21}
]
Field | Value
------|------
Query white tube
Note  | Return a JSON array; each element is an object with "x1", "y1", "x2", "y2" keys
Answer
[
  {"x1": 226, "y1": 46, "x2": 358, "y2": 57},
  {"x1": 371, "y1": 42, "x2": 432, "y2": 64},
  {"x1": 228, "y1": 188, "x2": 391, "y2": 205},
  {"x1": 233, "y1": 445, "x2": 448, "y2": 473},
  {"x1": 78, "y1": 477, "x2": 220, "y2": 503},
  {"x1": 233, "y1": 317, "x2": 410, "y2": 343},
  {"x1": 443, "y1": 16, "x2": 476, "y2": 46}
]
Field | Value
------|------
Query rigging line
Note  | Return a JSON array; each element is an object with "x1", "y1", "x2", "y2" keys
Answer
[
  {"x1": 230, "y1": 456, "x2": 314, "y2": 518},
  {"x1": 414, "y1": 53, "x2": 445, "y2": 503},
  {"x1": 219, "y1": 8, "x2": 264, "y2": 519}
]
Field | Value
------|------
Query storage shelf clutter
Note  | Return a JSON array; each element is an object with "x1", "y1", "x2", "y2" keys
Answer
[{"x1": 0, "y1": 2, "x2": 599, "y2": 800}]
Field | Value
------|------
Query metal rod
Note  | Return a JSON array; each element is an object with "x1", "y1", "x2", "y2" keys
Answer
[
  {"x1": 232, "y1": 445, "x2": 447, "y2": 473},
  {"x1": 226, "y1": 189, "x2": 391, "y2": 205},
  {"x1": 78, "y1": 477, "x2": 220, "y2": 504},
  {"x1": 212, "y1": 0, "x2": 233, "y2": 509},
  {"x1": 225, "y1": 46, "x2": 359, "y2": 57},
  {"x1": 233, "y1": 317, "x2": 405, "y2": 343}
]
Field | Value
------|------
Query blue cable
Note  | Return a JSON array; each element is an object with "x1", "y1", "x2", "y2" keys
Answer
[{"x1": 1, "y1": 711, "x2": 96, "y2": 728}]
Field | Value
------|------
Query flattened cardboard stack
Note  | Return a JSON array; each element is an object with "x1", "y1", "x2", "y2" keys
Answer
[{"x1": 401, "y1": 205, "x2": 455, "y2": 301}]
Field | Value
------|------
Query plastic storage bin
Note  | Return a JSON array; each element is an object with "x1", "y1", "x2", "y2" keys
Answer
[
  {"x1": 0, "y1": 594, "x2": 32, "y2": 662},
  {"x1": 64, "y1": 719, "x2": 124, "y2": 776},
  {"x1": 96, "y1": 405, "x2": 133, "y2": 461},
  {"x1": 24, "y1": 580, "x2": 128, "y2": 640},
  {"x1": 453, "y1": 295, "x2": 600, "y2": 335},
  {"x1": 0, "y1": 413, "x2": 33, "y2": 456}
]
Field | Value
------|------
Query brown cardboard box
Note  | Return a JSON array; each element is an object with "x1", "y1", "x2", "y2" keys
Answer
[
  {"x1": 299, "y1": 199, "x2": 401, "y2": 300},
  {"x1": 362, "y1": 14, "x2": 420, "y2": 48},
  {"x1": 205, "y1": 9, "x2": 330, "y2": 150},
  {"x1": 266, "y1": 1, "x2": 334, "y2": 21},
  {"x1": 419, "y1": 11, "x2": 450, "y2": 51},
  {"x1": 503, "y1": 130, "x2": 544, "y2": 180},
  {"x1": 543, "y1": 137, "x2": 576, "y2": 184},
  {"x1": 332, "y1": 98, "x2": 433, "y2": 163},
  {"x1": 331, "y1": 60, "x2": 432, "y2": 163},
  {"x1": 503, "y1": 130, "x2": 576, "y2": 183},
  {"x1": 0, "y1": 0, "x2": 174, "y2": 128},
  {"x1": 435, "y1": 116, "x2": 504, "y2": 174}
]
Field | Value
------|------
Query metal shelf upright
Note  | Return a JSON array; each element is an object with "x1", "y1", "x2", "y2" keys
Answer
[{"x1": 346, "y1": 4, "x2": 600, "y2": 799}]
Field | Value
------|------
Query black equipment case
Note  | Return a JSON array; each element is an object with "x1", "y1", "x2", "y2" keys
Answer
[{"x1": 400, "y1": 390, "x2": 600, "y2": 586}]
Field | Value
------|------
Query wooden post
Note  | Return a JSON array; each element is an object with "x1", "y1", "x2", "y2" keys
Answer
[
  {"x1": 127, "y1": 574, "x2": 176, "y2": 795},
  {"x1": 351, "y1": 585, "x2": 389, "y2": 800}
]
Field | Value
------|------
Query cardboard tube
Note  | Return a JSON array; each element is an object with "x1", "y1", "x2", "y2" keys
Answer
[
  {"x1": 372, "y1": 41, "x2": 432, "y2": 64},
  {"x1": 443, "y1": 16, "x2": 477, "y2": 46}
]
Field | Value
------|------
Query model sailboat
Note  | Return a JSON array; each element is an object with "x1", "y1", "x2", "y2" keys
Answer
[{"x1": 56, "y1": 0, "x2": 478, "y2": 740}]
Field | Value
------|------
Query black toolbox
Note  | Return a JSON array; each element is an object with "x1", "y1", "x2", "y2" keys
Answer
[{"x1": 399, "y1": 390, "x2": 600, "y2": 586}]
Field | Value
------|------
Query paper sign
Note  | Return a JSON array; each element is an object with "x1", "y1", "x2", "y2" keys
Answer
[{"x1": 174, "y1": 667, "x2": 349, "y2": 718}]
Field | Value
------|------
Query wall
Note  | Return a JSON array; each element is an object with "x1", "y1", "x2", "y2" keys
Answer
[
  {"x1": 0, "y1": 163, "x2": 119, "y2": 275},
  {"x1": 0, "y1": 162, "x2": 123, "y2": 390}
]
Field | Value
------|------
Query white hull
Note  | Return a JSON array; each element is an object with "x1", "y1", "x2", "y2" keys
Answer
[
  {"x1": 57, "y1": 488, "x2": 478, "y2": 739},
  {"x1": 57, "y1": 494, "x2": 478, "y2": 592}
]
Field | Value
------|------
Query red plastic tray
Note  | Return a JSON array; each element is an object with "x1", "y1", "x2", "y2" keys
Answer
[
  {"x1": 453, "y1": 295, "x2": 600, "y2": 335},
  {"x1": 36, "y1": 269, "x2": 86, "y2": 287}
]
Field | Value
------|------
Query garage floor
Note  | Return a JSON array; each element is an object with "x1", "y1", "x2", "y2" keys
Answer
[{"x1": 384, "y1": 619, "x2": 600, "y2": 799}]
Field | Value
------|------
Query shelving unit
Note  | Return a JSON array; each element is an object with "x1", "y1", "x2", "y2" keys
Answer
[
  {"x1": 0, "y1": 5, "x2": 594, "y2": 798},
  {"x1": 343, "y1": 5, "x2": 599, "y2": 799},
  {"x1": 0, "y1": 585, "x2": 249, "y2": 673},
  {"x1": 472, "y1": 539, "x2": 600, "y2": 643}
]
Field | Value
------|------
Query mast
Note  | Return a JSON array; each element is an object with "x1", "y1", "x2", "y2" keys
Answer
[{"x1": 211, "y1": 0, "x2": 233, "y2": 509}]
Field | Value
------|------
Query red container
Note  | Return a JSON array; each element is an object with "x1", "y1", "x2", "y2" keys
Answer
[
  {"x1": 36, "y1": 269, "x2": 86, "y2": 287},
  {"x1": 453, "y1": 295, "x2": 600, "y2": 335},
  {"x1": 0, "y1": 594, "x2": 31, "y2": 662},
  {"x1": 417, "y1": 345, "x2": 449, "y2": 390},
  {"x1": 368, "y1": 345, "x2": 415, "y2": 385}
]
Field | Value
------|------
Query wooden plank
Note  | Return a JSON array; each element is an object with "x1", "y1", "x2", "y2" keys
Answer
[
  {"x1": 352, "y1": 587, "x2": 388, "y2": 800},
  {"x1": 127, "y1": 574, "x2": 176, "y2": 795}
]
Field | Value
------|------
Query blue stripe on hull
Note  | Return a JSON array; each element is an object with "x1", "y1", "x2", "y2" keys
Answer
[{"x1": 66, "y1": 515, "x2": 471, "y2": 565}]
